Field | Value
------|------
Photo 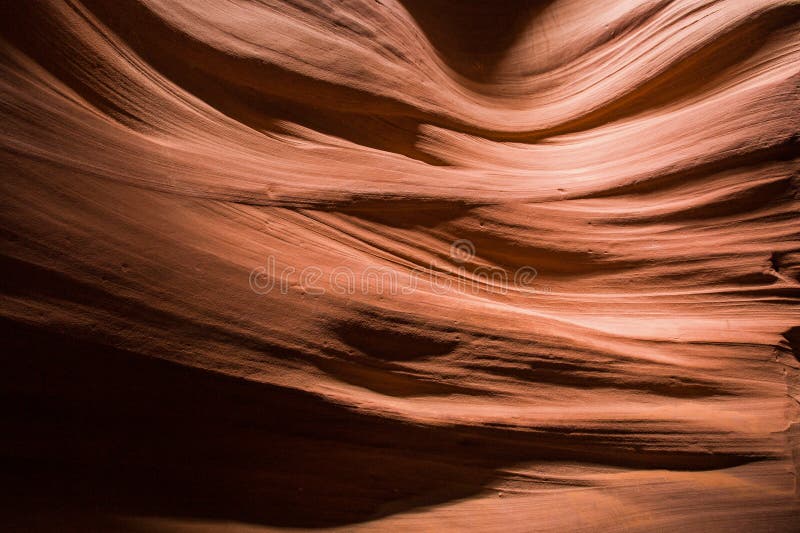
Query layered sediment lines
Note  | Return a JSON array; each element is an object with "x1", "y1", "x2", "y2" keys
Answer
[{"x1": 1, "y1": 1, "x2": 799, "y2": 531}]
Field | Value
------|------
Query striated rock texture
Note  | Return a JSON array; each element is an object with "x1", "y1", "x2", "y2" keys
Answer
[{"x1": 1, "y1": 1, "x2": 799, "y2": 531}]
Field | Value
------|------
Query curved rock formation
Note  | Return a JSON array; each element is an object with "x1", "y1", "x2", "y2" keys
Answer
[{"x1": 1, "y1": 1, "x2": 799, "y2": 531}]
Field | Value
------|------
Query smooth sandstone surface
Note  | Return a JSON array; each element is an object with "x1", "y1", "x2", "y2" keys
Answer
[{"x1": 1, "y1": 1, "x2": 799, "y2": 531}]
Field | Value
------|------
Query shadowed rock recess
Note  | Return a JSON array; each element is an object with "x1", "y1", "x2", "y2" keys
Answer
[{"x1": 1, "y1": 1, "x2": 799, "y2": 531}]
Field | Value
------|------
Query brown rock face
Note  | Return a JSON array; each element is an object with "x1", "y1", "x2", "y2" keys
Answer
[{"x1": 1, "y1": 1, "x2": 799, "y2": 531}]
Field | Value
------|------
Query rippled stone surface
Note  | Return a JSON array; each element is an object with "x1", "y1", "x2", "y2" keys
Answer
[{"x1": 1, "y1": 1, "x2": 799, "y2": 531}]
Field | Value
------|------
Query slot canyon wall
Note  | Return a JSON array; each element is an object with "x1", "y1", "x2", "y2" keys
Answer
[{"x1": 1, "y1": 0, "x2": 799, "y2": 531}]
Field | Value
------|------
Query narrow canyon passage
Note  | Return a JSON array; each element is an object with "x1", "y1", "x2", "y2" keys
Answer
[{"x1": 1, "y1": 1, "x2": 799, "y2": 531}]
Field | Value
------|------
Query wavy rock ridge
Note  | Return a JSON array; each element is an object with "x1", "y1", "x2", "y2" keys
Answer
[{"x1": 1, "y1": 1, "x2": 799, "y2": 531}]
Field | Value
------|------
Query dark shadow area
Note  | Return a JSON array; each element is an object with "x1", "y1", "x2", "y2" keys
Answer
[
  {"x1": 771, "y1": 249, "x2": 800, "y2": 283},
  {"x1": 400, "y1": 0, "x2": 553, "y2": 82},
  {"x1": 785, "y1": 326, "x2": 800, "y2": 363},
  {"x1": 0, "y1": 318, "x2": 496, "y2": 528},
  {"x1": 337, "y1": 198, "x2": 478, "y2": 229},
  {"x1": 463, "y1": 360, "x2": 736, "y2": 399},
  {"x1": 0, "y1": 316, "x2": 761, "y2": 528},
  {"x1": 335, "y1": 320, "x2": 458, "y2": 362},
  {"x1": 447, "y1": 229, "x2": 644, "y2": 278},
  {"x1": 316, "y1": 319, "x2": 477, "y2": 397}
]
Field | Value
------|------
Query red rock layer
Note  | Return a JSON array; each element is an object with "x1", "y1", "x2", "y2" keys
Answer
[{"x1": 1, "y1": 1, "x2": 799, "y2": 531}]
